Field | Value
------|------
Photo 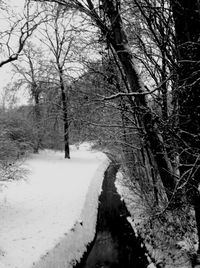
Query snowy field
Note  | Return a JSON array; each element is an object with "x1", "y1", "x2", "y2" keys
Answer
[{"x1": 0, "y1": 145, "x2": 110, "y2": 268}]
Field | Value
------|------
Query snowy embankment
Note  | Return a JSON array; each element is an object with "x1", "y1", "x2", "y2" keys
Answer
[
  {"x1": 115, "y1": 171, "x2": 192, "y2": 268},
  {"x1": 0, "y1": 145, "x2": 110, "y2": 268}
]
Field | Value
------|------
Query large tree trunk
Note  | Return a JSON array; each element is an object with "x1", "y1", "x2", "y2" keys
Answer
[
  {"x1": 33, "y1": 85, "x2": 41, "y2": 154},
  {"x1": 171, "y1": 0, "x2": 200, "y2": 259},
  {"x1": 100, "y1": 0, "x2": 176, "y2": 200},
  {"x1": 59, "y1": 67, "x2": 70, "y2": 159}
]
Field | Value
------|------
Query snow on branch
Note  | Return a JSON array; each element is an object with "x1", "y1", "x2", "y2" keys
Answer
[{"x1": 101, "y1": 73, "x2": 173, "y2": 101}]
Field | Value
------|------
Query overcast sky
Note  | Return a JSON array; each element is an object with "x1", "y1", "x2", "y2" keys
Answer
[
  {"x1": 0, "y1": 0, "x2": 26, "y2": 101},
  {"x1": 0, "y1": 0, "x2": 98, "y2": 107}
]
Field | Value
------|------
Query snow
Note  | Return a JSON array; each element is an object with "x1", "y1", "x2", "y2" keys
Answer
[
  {"x1": 115, "y1": 170, "x2": 192, "y2": 268},
  {"x1": 0, "y1": 146, "x2": 110, "y2": 268}
]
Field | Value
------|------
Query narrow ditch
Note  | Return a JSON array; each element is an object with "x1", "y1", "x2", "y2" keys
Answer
[{"x1": 74, "y1": 162, "x2": 150, "y2": 268}]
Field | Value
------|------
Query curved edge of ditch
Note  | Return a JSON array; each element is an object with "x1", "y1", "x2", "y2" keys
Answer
[
  {"x1": 31, "y1": 158, "x2": 110, "y2": 268},
  {"x1": 74, "y1": 162, "x2": 157, "y2": 268}
]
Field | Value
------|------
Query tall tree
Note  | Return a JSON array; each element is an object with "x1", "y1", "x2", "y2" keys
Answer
[
  {"x1": 39, "y1": 5, "x2": 80, "y2": 158},
  {"x1": 12, "y1": 44, "x2": 50, "y2": 153}
]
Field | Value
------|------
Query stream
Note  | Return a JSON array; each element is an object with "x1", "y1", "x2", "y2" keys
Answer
[{"x1": 74, "y1": 162, "x2": 149, "y2": 268}]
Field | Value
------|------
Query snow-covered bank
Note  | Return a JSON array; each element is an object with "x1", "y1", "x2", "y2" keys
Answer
[
  {"x1": 0, "y1": 147, "x2": 110, "y2": 268},
  {"x1": 115, "y1": 171, "x2": 193, "y2": 268}
]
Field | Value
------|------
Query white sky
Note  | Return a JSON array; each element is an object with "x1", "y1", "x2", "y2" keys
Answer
[
  {"x1": 0, "y1": 0, "x2": 99, "y2": 107},
  {"x1": 0, "y1": 0, "x2": 26, "y2": 103},
  {"x1": 8, "y1": 0, "x2": 25, "y2": 10}
]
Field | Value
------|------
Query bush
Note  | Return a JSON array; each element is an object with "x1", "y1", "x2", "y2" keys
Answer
[{"x1": 0, "y1": 109, "x2": 33, "y2": 181}]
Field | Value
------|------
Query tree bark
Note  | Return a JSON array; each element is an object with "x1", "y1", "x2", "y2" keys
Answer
[
  {"x1": 33, "y1": 84, "x2": 41, "y2": 154},
  {"x1": 59, "y1": 67, "x2": 70, "y2": 159},
  {"x1": 100, "y1": 0, "x2": 176, "y2": 200}
]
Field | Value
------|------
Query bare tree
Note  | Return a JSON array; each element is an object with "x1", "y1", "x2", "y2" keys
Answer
[
  {"x1": 12, "y1": 43, "x2": 51, "y2": 153},
  {"x1": 39, "y1": 4, "x2": 81, "y2": 158},
  {"x1": 0, "y1": 1, "x2": 41, "y2": 68}
]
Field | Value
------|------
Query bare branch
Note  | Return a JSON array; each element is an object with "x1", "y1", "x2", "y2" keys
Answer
[{"x1": 101, "y1": 73, "x2": 173, "y2": 100}]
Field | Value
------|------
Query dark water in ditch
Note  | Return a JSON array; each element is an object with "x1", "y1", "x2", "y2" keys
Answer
[{"x1": 74, "y1": 163, "x2": 149, "y2": 268}]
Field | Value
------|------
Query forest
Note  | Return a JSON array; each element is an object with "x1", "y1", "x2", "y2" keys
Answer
[{"x1": 0, "y1": 0, "x2": 200, "y2": 267}]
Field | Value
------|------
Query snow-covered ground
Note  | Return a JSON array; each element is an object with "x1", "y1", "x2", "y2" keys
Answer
[
  {"x1": 115, "y1": 171, "x2": 193, "y2": 268},
  {"x1": 0, "y1": 145, "x2": 110, "y2": 268}
]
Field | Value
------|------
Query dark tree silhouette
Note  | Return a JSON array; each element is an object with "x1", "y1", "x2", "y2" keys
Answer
[{"x1": 171, "y1": 0, "x2": 200, "y2": 262}]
